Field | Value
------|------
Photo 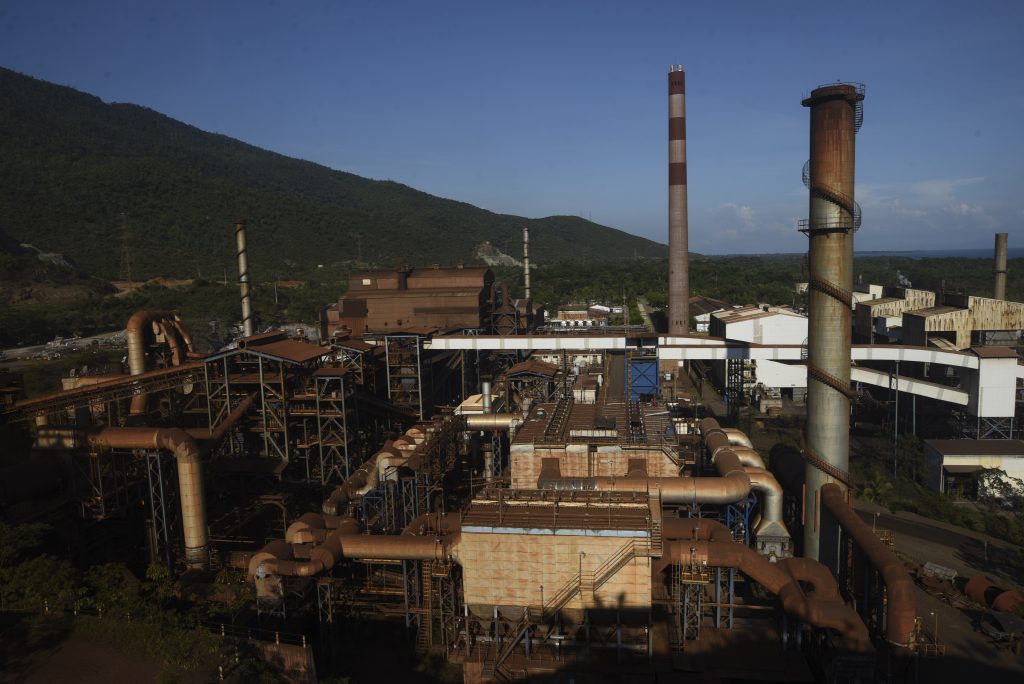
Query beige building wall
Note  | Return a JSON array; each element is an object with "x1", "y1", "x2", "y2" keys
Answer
[
  {"x1": 459, "y1": 531, "x2": 652, "y2": 610},
  {"x1": 510, "y1": 445, "x2": 680, "y2": 489}
]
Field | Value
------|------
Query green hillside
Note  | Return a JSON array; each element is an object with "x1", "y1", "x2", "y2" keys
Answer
[{"x1": 0, "y1": 68, "x2": 665, "y2": 281}]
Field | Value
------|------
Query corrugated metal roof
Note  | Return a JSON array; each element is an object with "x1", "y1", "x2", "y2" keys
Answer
[
  {"x1": 506, "y1": 359, "x2": 559, "y2": 378},
  {"x1": 970, "y1": 346, "x2": 1019, "y2": 359},
  {"x1": 860, "y1": 297, "x2": 900, "y2": 307},
  {"x1": 905, "y1": 306, "x2": 963, "y2": 318},
  {"x1": 251, "y1": 339, "x2": 330, "y2": 364}
]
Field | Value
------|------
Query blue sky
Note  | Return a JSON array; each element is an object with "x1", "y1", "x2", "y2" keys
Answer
[{"x1": 2, "y1": 0, "x2": 1022, "y2": 254}]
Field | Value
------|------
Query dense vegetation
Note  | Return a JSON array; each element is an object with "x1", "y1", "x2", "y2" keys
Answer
[
  {"x1": 0, "y1": 521, "x2": 269, "y2": 681},
  {"x1": 0, "y1": 67, "x2": 664, "y2": 282},
  {"x1": 4, "y1": 249, "x2": 1022, "y2": 351}
]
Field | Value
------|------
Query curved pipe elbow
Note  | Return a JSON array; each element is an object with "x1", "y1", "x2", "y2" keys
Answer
[
  {"x1": 745, "y1": 469, "x2": 786, "y2": 532},
  {"x1": 720, "y1": 428, "x2": 754, "y2": 449},
  {"x1": 821, "y1": 483, "x2": 916, "y2": 650}
]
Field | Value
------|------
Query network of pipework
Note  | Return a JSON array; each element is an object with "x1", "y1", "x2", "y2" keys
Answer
[{"x1": 2, "y1": 72, "x2": 939, "y2": 683}]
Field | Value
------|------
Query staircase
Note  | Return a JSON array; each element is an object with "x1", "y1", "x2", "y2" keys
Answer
[
  {"x1": 416, "y1": 570, "x2": 433, "y2": 652},
  {"x1": 800, "y1": 160, "x2": 862, "y2": 234}
]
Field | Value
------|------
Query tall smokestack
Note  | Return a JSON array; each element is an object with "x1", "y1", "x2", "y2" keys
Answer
[
  {"x1": 994, "y1": 232, "x2": 1008, "y2": 301},
  {"x1": 801, "y1": 83, "x2": 864, "y2": 563},
  {"x1": 235, "y1": 220, "x2": 254, "y2": 338},
  {"x1": 668, "y1": 66, "x2": 690, "y2": 335},
  {"x1": 523, "y1": 226, "x2": 531, "y2": 300}
]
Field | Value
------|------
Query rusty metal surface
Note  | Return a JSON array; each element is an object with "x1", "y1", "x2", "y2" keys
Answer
[{"x1": 802, "y1": 82, "x2": 862, "y2": 561}]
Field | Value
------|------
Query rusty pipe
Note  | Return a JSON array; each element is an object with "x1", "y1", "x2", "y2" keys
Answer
[
  {"x1": 185, "y1": 393, "x2": 257, "y2": 447},
  {"x1": 821, "y1": 483, "x2": 915, "y2": 650},
  {"x1": 286, "y1": 512, "x2": 359, "y2": 544},
  {"x1": 168, "y1": 317, "x2": 195, "y2": 355},
  {"x1": 465, "y1": 413, "x2": 521, "y2": 431},
  {"x1": 126, "y1": 310, "x2": 181, "y2": 415},
  {"x1": 157, "y1": 319, "x2": 184, "y2": 367},
  {"x1": 88, "y1": 427, "x2": 209, "y2": 568},
  {"x1": 662, "y1": 539, "x2": 871, "y2": 653},
  {"x1": 322, "y1": 442, "x2": 401, "y2": 515},
  {"x1": 539, "y1": 448, "x2": 751, "y2": 505},
  {"x1": 250, "y1": 528, "x2": 455, "y2": 579},
  {"x1": 126, "y1": 310, "x2": 180, "y2": 375}
]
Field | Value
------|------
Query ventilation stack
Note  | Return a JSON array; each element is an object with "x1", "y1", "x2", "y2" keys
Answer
[
  {"x1": 668, "y1": 66, "x2": 689, "y2": 335},
  {"x1": 994, "y1": 232, "x2": 1008, "y2": 301},
  {"x1": 800, "y1": 83, "x2": 864, "y2": 562},
  {"x1": 235, "y1": 219, "x2": 254, "y2": 338},
  {"x1": 523, "y1": 226, "x2": 531, "y2": 301}
]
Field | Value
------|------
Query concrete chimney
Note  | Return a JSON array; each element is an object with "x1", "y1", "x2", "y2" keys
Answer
[
  {"x1": 801, "y1": 83, "x2": 864, "y2": 563},
  {"x1": 234, "y1": 220, "x2": 254, "y2": 338},
  {"x1": 668, "y1": 66, "x2": 690, "y2": 335},
  {"x1": 523, "y1": 226, "x2": 531, "y2": 300},
  {"x1": 994, "y1": 232, "x2": 1008, "y2": 300}
]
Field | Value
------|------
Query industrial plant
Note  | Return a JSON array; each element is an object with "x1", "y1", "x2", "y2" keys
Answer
[{"x1": 3, "y1": 70, "x2": 1024, "y2": 684}]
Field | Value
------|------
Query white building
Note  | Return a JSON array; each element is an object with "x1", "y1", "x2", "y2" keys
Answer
[
  {"x1": 709, "y1": 305, "x2": 808, "y2": 401},
  {"x1": 925, "y1": 439, "x2": 1024, "y2": 500}
]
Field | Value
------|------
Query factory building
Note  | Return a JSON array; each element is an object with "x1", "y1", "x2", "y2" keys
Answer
[
  {"x1": 6, "y1": 71, "x2": 1013, "y2": 684},
  {"x1": 709, "y1": 305, "x2": 808, "y2": 401},
  {"x1": 855, "y1": 286, "x2": 1024, "y2": 350},
  {"x1": 320, "y1": 264, "x2": 540, "y2": 338},
  {"x1": 926, "y1": 438, "x2": 1024, "y2": 500},
  {"x1": 689, "y1": 295, "x2": 729, "y2": 334}
]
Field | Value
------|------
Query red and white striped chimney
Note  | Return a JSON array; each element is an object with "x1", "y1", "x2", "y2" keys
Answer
[{"x1": 668, "y1": 66, "x2": 690, "y2": 335}]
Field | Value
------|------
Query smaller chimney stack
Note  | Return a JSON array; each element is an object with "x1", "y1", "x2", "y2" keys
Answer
[
  {"x1": 994, "y1": 232, "x2": 1008, "y2": 301},
  {"x1": 481, "y1": 380, "x2": 492, "y2": 413},
  {"x1": 523, "y1": 226, "x2": 531, "y2": 300},
  {"x1": 234, "y1": 220, "x2": 254, "y2": 338}
]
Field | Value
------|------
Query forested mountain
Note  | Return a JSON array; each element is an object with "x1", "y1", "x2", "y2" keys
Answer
[{"x1": 0, "y1": 67, "x2": 665, "y2": 280}]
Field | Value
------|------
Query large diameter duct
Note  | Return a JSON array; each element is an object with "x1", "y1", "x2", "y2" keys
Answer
[
  {"x1": 668, "y1": 66, "x2": 690, "y2": 335},
  {"x1": 801, "y1": 83, "x2": 864, "y2": 562},
  {"x1": 522, "y1": 226, "x2": 531, "y2": 300},
  {"x1": 88, "y1": 428, "x2": 209, "y2": 568},
  {"x1": 538, "y1": 446, "x2": 789, "y2": 555},
  {"x1": 235, "y1": 220, "x2": 254, "y2": 338},
  {"x1": 821, "y1": 484, "x2": 915, "y2": 650},
  {"x1": 661, "y1": 538, "x2": 872, "y2": 652},
  {"x1": 125, "y1": 310, "x2": 193, "y2": 415},
  {"x1": 994, "y1": 232, "x2": 1008, "y2": 300},
  {"x1": 249, "y1": 520, "x2": 455, "y2": 578}
]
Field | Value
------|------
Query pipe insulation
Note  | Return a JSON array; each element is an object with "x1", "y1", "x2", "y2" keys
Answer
[{"x1": 88, "y1": 428, "x2": 209, "y2": 568}]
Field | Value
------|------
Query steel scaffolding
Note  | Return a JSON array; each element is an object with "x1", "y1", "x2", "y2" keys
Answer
[{"x1": 385, "y1": 334, "x2": 427, "y2": 420}]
